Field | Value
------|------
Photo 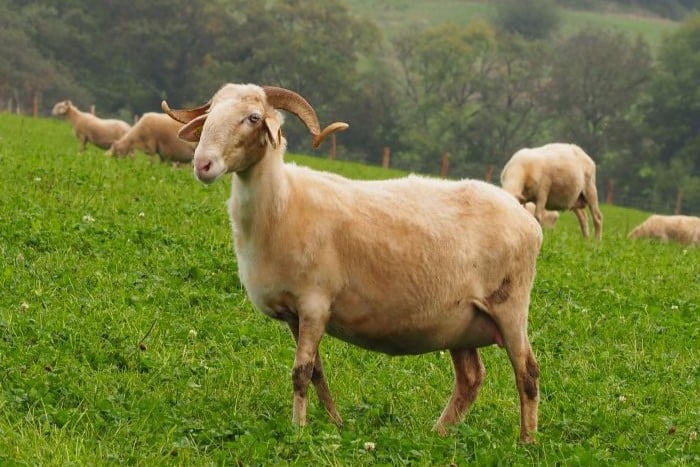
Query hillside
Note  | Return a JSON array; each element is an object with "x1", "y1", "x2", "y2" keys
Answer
[{"x1": 345, "y1": 0, "x2": 678, "y2": 47}]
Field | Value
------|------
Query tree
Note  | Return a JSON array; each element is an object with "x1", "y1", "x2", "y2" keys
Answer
[
  {"x1": 493, "y1": 0, "x2": 561, "y2": 40},
  {"x1": 643, "y1": 13, "x2": 700, "y2": 213},
  {"x1": 392, "y1": 21, "x2": 496, "y2": 175},
  {"x1": 181, "y1": 0, "x2": 388, "y2": 158},
  {"x1": 542, "y1": 28, "x2": 652, "y2": 158},
  {"x1": 9, "y1": 0, "x2": 216, "y2": 116},
  {"x1": 0, "y1": 1, "x2": 92, "y2": 114},
  {"x1": 245, "y1": 0, "x2": 384, "y2": 154},
  {"x1": 465, "y1": 34, "x2": 551, "y2": 169}
]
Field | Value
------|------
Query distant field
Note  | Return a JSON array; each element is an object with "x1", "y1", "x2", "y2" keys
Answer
[
  {"x1": 346, "y1": 0, "x2": 677, "y2": 47},
  {"x1": 1, "y1": 114, "x2": 698, "y2": 464}
]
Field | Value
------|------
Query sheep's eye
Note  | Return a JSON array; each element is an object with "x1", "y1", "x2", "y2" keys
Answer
[{"x1": 247, "y1": 113, "x2": 261, "y2": 124}]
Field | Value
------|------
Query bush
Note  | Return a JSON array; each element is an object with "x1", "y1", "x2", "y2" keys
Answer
[{"x1": 493, "y1": 0, "x2": 561, "y2": 40}]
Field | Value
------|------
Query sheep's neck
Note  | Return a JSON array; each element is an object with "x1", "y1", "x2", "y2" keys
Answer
[
  {"x1": 231, "y1": 147, "x2": 288, "y2": 239},
  {"x1": 64, "y1": 106, "x2": 85, "y2": 125}
]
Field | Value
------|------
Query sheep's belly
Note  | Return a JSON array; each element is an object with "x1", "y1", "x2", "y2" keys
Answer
[{"x1": 324, "y1": 304, "x2": 500, "y2": 356}]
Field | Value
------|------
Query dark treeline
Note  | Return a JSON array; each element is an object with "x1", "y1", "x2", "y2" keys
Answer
[
  {"x1": 557, "y1": 0, "x2": 700, "y2": 19},
  {"x1": 1, "y1": 0, "x2": 699, "y2": 214}
]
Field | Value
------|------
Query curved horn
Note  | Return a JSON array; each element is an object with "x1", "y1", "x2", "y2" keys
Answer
[
  {"x1": 263, "y1": 86, "x2": 349, "y2": 148},
  {"x1": 161, "y1": 99, "x2": 211, "y2": 124},
  {"x1": 315, "y1": 121, "x2": 349, "y2": 148}
]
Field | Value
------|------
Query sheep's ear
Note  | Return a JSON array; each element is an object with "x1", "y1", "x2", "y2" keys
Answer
[
  {"x1": 178, "y1": 114, "x2": 207, "y2": 142},
  {"x1": 264, "y1": 116, "x2": 281, "y2": 149}
]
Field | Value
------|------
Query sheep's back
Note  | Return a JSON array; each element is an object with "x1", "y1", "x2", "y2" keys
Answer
[
  {"x1": 285, "y1": 168, "x2": 542, "y2": 293},
  {"x1": 630, "y1": 215, "x2": 700, "y2": 245},
  {"x1": 73, "y1": 112, "x2": 129, "y2": 147},
  {"x1": 505, "y1": 144, "x2": 595, "y2": 207},
  {"x1": 130, "y1": 113, "x2": 194, "y2": 161}
]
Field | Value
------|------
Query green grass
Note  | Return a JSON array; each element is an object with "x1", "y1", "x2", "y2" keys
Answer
[
  {"x1": 345, "y1": 0, "x2": 677, "y2": 48},
  {"x1": 1, "y1": 114, "x2": 698, "y2": 464}
]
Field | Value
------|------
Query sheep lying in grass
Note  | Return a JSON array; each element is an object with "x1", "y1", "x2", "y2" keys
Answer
[
  {"x1": 105, "y1": 112, "x2": 195, "y2": 163},
  {"x1": 51, "y1": 100, "x2": 131, "y2": 152},
  {"x1": 501, "y1": 143, "x2": 603, "y2": 241},
  {"x1": 628, "y1": 215, "x2": 700, "y2": 245},
  {"x1": 162, "y1": 83, "x2": 544, "y2": 442},
  {"x1": 525, "y1": 202, "x2": 560, "y2": 229}
]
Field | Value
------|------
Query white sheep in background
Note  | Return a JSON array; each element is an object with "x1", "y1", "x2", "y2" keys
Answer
[
  {"x1": 525, "y1": 202, "x2": 560, "y2": 229},
  {"x1": 51, "y1": 100, "x2": 131, "y2": 152},
  {"x1": 628, "y1": 214, "x2": 700, "y2": 245},
  {"x1": 501, "y1": 143, "x2": 603, "y2": 241},
  {"x1": 162, "y1": 83, "x2": 544, "y2": 442},
  {"x1": 105, "y1": 112, "x2": 195, "y2": 163}
]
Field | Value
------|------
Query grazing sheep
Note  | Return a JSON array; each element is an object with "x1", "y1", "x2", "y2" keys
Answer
[
  {"x1": 105, "y1": 112, "x2": 195, "y2": 163},
  {"x1": 162, "y1": 83, "x2": 544, "y2": 443},
  {"x1": 628, "y1": 215, "x2": 700, "y2": 245},
  {"x1": 51, "y1": 100, "x2": 131, "y2": 151},
  {"x1": 525, "y1": 202, "x2": 560, "y2": 229},
  {"x1": 501, "y1": 143, "x2": 603, "y2": 241}
]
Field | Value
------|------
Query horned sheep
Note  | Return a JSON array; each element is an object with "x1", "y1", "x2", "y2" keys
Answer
[
  {"x1": 628, "y1": 214, "x2": 700, "y2": 245},
  {"x1": 162, "y1": 83, "x2": 544, "y2": 442},
  {"x1": 106, "y1": 112, "x2": 195, "y2": 163},
  {"x1": 501, "y1": 143, "x2": 603, "y2": 241},
  {"x1": 51, "y1": 100, "x2": 131, "y2": 151}
]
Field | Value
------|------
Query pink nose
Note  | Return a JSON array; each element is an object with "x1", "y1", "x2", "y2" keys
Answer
[{"x1": 195, "y1": 158, "x2": 212, "y2": 173}]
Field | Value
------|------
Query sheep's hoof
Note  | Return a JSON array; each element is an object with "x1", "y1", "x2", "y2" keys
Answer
[
  {"x1": 432, "y1": 423, "x2": 449, "y2": 437},
  {"x1": 328, "y1": 413, "x2": 344, "y2": 428},
  {"x1": 291, "y1": 418, "x2": 307, "y2": 427}
]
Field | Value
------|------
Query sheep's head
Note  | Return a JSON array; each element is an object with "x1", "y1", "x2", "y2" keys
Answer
[
  {"x1": 162, "y1": 84, "x2": 348, "y2": 183},
  {"x1": 51, "y1": 100, "x2": 71, "y2": 116},
  {"x1": 106, "y1": 138, "x2": 132, "y2": 157}
]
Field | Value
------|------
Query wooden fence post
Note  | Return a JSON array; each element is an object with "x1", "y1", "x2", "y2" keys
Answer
[
  {"x1": 13, "y1": 90, "x2": 21, "y2": 114},
  {"x1": 440, "y1": 152, "x2": 449, "y2": 178},
  {"x1": 484, "y1": 164, "x2": 493, "y2": 183},
  {"x1": 382, "y1": 146, "x2": 391, "y2": 169},
  {"x1": 32, "y1": 92, "x2": 39, "y2": 118},
  {"x1": 606, "y1": 179, "x2": 615, "y2": 205},
  {"x1": 674, "y1": 189, "x2": 683, "y2": 214}
]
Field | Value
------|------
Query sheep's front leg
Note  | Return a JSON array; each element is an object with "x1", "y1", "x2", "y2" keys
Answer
[
  {"x1": 434, "y1": 348, "x2": 484, "y2": 435},
  {"x1": 287, "y1": 320, "x2": 343, "y2": 426},
  {"x1": 534, "y1": 182, "x2": 551, "y2": 225},
  {"x1": 289, "y1": 296, "x2": 332, "y2": 427},
  {"x1": 573, "y1": 208, "x2": 590, "y2": 238}
]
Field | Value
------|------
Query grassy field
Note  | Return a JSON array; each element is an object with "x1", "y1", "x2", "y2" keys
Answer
[
  {"x1": 1, "y1": 114, "x2": 698, "y2": 464},
  {"x1": 345, "y1": 0, "x2": 677, "y2": 47}
]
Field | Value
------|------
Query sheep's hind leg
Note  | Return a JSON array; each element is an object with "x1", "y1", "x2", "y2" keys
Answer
[
  {"x1": 492, "y1": 305, "x2": 540, "y2": 443},
  {"x1": 583, "y1": 182, "x2": 603, "y2": 241},
  {"x1": 287, "y1": 321, "x2": 343, "y2": 426},
  {"x1": 573, "y1": 207, "x2": 590, "y2": 238},
  {"x1": 434, "y1": 348, "x2": 484, "y2": 435}
]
